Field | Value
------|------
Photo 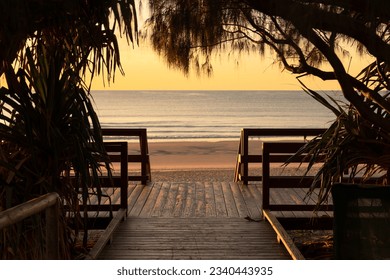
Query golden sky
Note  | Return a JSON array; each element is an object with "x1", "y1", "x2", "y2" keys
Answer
[
  {"x1": 92, "y1": 3, "x2": 376, "y2": 91},
  {"x1": 89, "y1": 1, "x2": 375, "y2": 92},
  {"x1": 91, "y1": 39, "x2": 373, "y2": 91}
]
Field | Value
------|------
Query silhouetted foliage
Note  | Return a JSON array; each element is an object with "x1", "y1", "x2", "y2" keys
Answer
[
  {"x1": 0, "y1": 0, "x2": 138, "y2": 259},
  {"x1": 148, "y1": 0, "x2": 390, "y2": 203}
]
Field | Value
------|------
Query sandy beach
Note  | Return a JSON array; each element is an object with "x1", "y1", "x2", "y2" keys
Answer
[
  {"x1": 148, "y1": 140, "x2": 241, "y2": 182},
  {"x1": 127, "y1": 140, "x2": 263, "y2": 182},
  {"x1": 149, "y1": 141, "x2": 240, "y2": 170},
  {"x1": 125, "y1": 139, "x2": 310, "y2": 182}
]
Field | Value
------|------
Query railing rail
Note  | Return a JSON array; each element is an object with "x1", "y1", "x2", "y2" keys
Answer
[
  {"x1": 0, "y1": 192, "x2": 60, "y2": 259},
  {"x1": 234, "y1": 128, "x2": 326, "y2": 184}
]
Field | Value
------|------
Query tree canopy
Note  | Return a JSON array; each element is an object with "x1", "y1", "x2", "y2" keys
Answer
[
  {"x1": 148, "y1": 0, "x2": 390, "y2": 201},
  {"x1": 148, "y1": 1, "x2": 390, "y2": 111}
]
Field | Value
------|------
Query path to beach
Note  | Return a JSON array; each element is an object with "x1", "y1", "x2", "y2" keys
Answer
[{"x1": 96, "y1": 139, "x2": 295, "y2": 259}]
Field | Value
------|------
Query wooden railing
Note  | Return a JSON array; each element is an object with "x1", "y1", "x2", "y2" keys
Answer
[
  {"x1": 71, "y1": 142, "x2": 130, "y2": 258},
  {"x1": 261, "y1": 141, "x2": 333, "y2": 230},
  {"x1": 0, "y1": 192, "x2": 60, "y2": 259},
  {"x1": 102, "y1": 142, "x2": 129, "y2": 211},
  {"x1": 262, "y1": 142, "x2": 333, "y2": 211},
  {"x1": 234, "y1": 128, "x2": 326, "y2": 184},
  {"x1": 260, "y1": 141, "x2": 333, "y2": 260},
  {"x1": 102, "y1": 128, "x2": 151, "y2": 184},
  {"x1": 72, "y1": 141, "x2": 129, "y2": 230},
  {"x1": 0, "y1": 131, "x2": 149, "y2": 260}
]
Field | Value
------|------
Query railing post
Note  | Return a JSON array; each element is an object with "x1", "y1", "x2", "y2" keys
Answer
[
  {"x1": 120, "y1": 142, "x2": 129, "y2": 212},
  {"x1": 242, "y1": 129, "x2": 249, "y2": 185},
  {"x1": 139, "y1": 129, "x2": 151, "y2": 184},
  {"x1": 45, "y1": 199, "x2": 60, "y2": 259},
  {"x1": 262, "y1": 142, "x2": 270, "y2": 210},
  {"x1": 234, "y1": 135, "x2": 242, "y2": 182}
]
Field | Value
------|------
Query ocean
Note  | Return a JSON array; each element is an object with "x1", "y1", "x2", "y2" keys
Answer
[{"x1": 91, "y1": 90, "x2": 342, "y2": 141}]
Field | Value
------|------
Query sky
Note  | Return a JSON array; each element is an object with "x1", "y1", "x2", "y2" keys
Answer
[
  {"x1": 90, "y1": 4, "x2": 374, "y2": 91},
  {"x1": 91, "y1": 37, "x2": 373, "y2": 91}
]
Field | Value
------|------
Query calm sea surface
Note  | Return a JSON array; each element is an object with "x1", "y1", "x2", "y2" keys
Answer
[{"x1": 91, "y1": 90, "x2": 341, "y2": 141}]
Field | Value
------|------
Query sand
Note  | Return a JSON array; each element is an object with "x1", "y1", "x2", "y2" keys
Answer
[
  {"x1": 148, "y1": 141, "x2": 240, "y2": 170},
  {"x1": 144, "y1": 140, "x2": 242, "y2": 182},
  {"x1": 126, "y1": 140, "x2": 262, "y2": 182},
  {"x1": 126, "y1": 140, "x2": 306, "y2": 182}
]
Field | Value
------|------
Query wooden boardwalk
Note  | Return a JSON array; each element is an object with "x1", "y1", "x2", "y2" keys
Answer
[
  {"x1": 127, "y1": 182, "x2": 263, "y2": 218},
  {"x1": 97, "y1": 182, "x2": 291, "y2": 260}
]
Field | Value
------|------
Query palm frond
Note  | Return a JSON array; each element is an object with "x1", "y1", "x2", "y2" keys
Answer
[
  {"x1": 287, "y1": 84, "x2": 390, "y2": 208},
  {"x1": 0, "y1": 0, "x2": 138, "y2": 258}
]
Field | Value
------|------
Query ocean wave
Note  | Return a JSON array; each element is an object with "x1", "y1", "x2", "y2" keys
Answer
[{"x1": 94, "y1": 90, "x2": 337, "y2": 141}]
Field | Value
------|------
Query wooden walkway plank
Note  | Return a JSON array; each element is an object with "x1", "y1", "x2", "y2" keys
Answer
[
  {"x1": 212, "y1": 182, "x2": 228, "y2": 217},
  {"x1": 238, "y1": 184, "x2": 262, "y2": 218},
  {"x1": 138, "y1": 182, "x2": 162, "y2": 217},
  {"x1": 127, "y1": 184, "x2": 144, "y2": 214},
  {"x1": 270, "y1": 189, "x2": 298, "y2": 218},
  {"x1": 128, "y1": 184, "x2": 153, "y2": 217},
  {"x1": 98, "y1": 217, "x2": 291, "y2": 260},
  {"x1": 93, "y1": 182, "x2": 310, "y2": 260},
  {"x1": 247, "y1": 184, "x2": 263, "y2": 204},
  {"x1": 87, "y1": 188, "x2": 111, "y2": 207},
  {"x1": 288, "y1": 188, "x2": 311, "y2": 218},
  {"x1": 161, "y1": 183, "x2": 180, "y2": 217},
  {"x1": 195, "y1": 182, "x2": 206, "y2": 217},
  {"x1": 183, "y1": 182, "x2": 196, "y2": 217},
  {"x1": 204, "y1": 182, "x2": 216, "y2": 217},
  {"x1": 230, "y1": 182, "x2": 251, "y2": 217},
  {"x1": 98, "y1": 188, "x2": 116, "y2": 205},
  {"x1": 150, "y1": 182, "x2": 171, "y2": 217},
  {"x1": 221, "y1": 182, "x2": 239, "y2": 217},
  {"x1": 172, "y1": 183, "x2": 188, "y2": 217}
]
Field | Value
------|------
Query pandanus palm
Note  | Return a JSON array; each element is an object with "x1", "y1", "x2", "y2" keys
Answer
[
  {"x1": 0, "y1": 0, "x2": 138, "y2": 259},
  {"x1": 293, "y1": 62, "x2": 390, "y2": 207}
]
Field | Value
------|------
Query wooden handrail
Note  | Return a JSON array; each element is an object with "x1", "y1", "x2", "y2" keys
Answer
[
  {"x1": 234, "y1": 128, "x2": 325, "y2": 184},
  {"x1": 0, "y1": 192, "x2": 60, "y2": 259}
]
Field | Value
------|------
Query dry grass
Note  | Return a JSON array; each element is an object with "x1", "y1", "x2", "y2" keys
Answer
[{"x1": 288, "y1": 230, "x2": 333, "y2": 259}]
